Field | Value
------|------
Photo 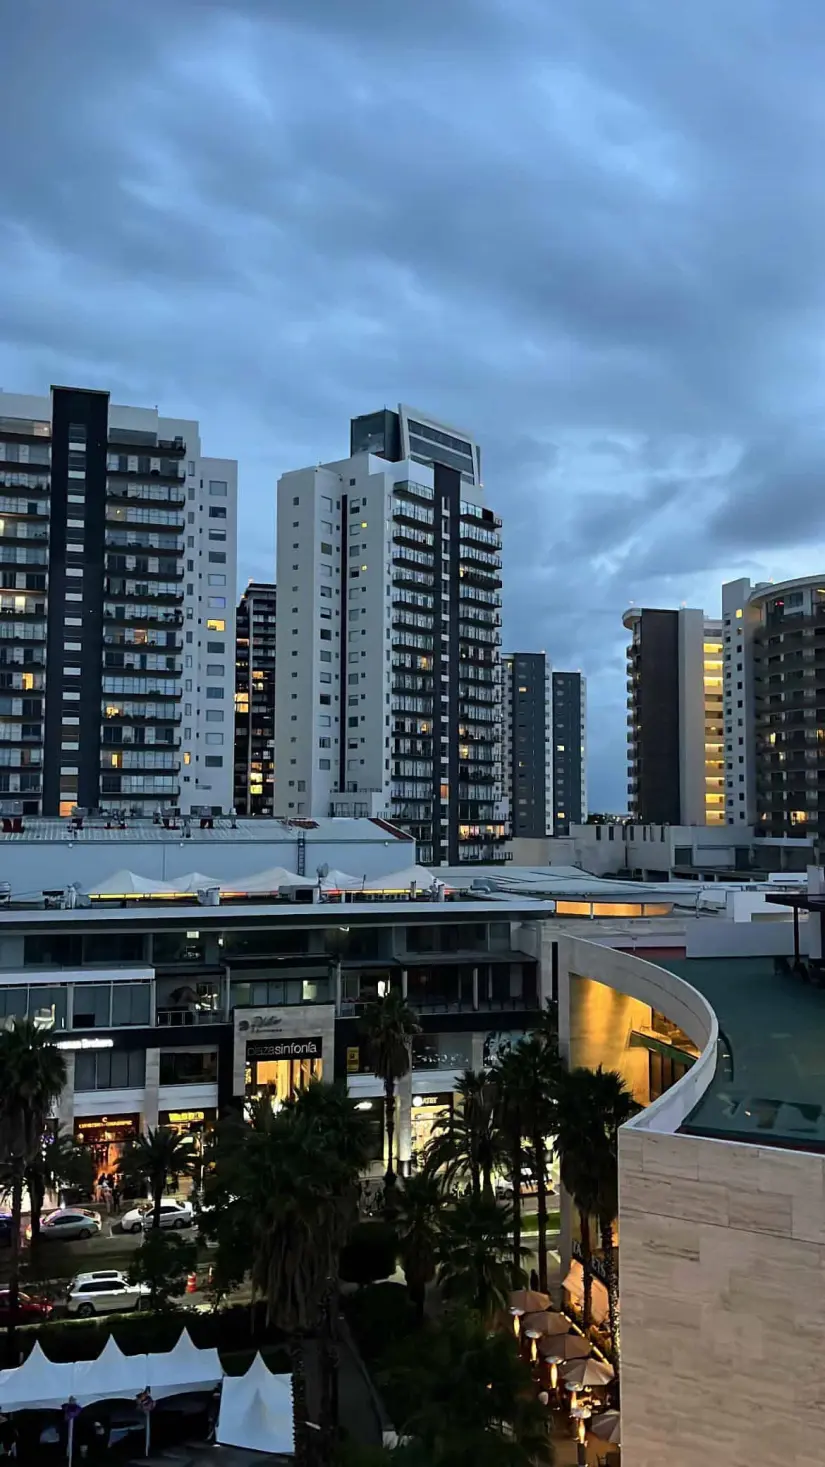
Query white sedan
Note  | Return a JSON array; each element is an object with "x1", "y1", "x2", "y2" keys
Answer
[
  {"x1": 121, "y1": 1200, "x2": 194, "y2": 1234},
  {"x1": 66, "y1": 1271, "x2": 151, "y2": 1317}
]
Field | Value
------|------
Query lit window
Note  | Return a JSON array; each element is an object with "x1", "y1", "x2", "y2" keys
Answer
[
  {"x1": 735, "y1": 609, "x2": 743, "y2": 619},
  {"x1": 207, "y1": 618, "x2": 225, "y2": 632},
  {"x1": 183, "y1": 752, "x2": 191, "y2": 765}
]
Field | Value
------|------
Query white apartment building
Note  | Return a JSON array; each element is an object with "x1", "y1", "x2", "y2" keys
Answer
[
  {"x1": 0, "y1": 386, "x2": 237, "y2": 815},
  {"x1": 274, "y1": 406, "x2": 507, "y2": 865}
]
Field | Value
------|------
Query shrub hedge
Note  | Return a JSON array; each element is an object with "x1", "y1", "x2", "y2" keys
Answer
[{"x1": 15, "y1": 1303, "x2": 288, "y2": 1366}]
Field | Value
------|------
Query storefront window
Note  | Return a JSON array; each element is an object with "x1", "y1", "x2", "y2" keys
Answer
[
  {"x1": 352, "y1": 1097, "x2": 384, "y2": 1161},
  {"x1": 406, "y1": 967, "x2": 461, "y2": 1010},
  {"x1": 411, "y1": 1093, "x2": 453, "y2": 1159},
  {"x1": 405, "y1": 924, "x2": 488, "y2": 955},
  {"x1": 74, "y1": 1114, "x2": 139, "y2": 1175},
  {"x1": 73, "y1": 984, "x2": 112, "y2": 1029},
  {"x1": 245, "y1": 1037, "x2": 323, "y2": 1108},
  {"x1": 412, "y1": 1033, "x2": 473, "y2": 1070},
  {"x1": 159, "y1": 1050, "x2": 218, "y2": 1085},
  {"x1": 111, "y1": 983, "x2": 151, "y2": 1026},
  {"x1": 230, "y1": 976, "x2": 330, "y2": 1009},
  {"x1": 220, "y1": 929, "x2": 309, "y2": 958},
  {"x1": 75, "y1": 1049, "x2": 146, "y2": 1090}
]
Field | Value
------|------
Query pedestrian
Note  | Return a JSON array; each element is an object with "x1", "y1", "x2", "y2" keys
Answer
[{"x1": 111, "y1": 1181, "x2": 121, "y2": 1214}]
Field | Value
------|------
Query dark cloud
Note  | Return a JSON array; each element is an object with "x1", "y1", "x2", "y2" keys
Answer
[{"x1": 2, "y1": 0, "x2": 825, "y2": 808}]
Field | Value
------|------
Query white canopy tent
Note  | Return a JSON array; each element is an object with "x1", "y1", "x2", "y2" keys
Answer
[
  {"x1": 217, "y1": 1352, "x2": 293, "y2": 1455},
  {"x1": 361, "y1": 865, "x2": 443, "y2": 893},
  {"x1": 0, "y1": 1331, "x2": 224, "y2": 1413},
  {"x1": 88, "y1": 870, "x2": 175, "y2": 897},
  {"x1": 220, "y1": 867, "x2": 317, "y2": 894},
  {"x1": 320, "y1": 868, "x2": 362, "y2": 890}
]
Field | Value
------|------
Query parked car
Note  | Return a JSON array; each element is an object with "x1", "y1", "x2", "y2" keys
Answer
[
  {"x1": 34, "y1": 1209, "x2": 102, "y2": 1242},
  {"x1": 0, "y1": 1212, "x2": 13, "y2": 1248},
  {"x1": 121, "y1": 1200, "x2": 193, "y2": 1234},
  {"x1": 66, "y1": 1271, "x2": 151, "y2": 1317},
  {"x1": 0, "y1": 1289, "x2": 53, "y2": 1325}
]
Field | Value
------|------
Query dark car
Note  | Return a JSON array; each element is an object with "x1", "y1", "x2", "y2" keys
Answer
[
  {"x1": 0, "y1": 1289, "x2": 53, "y2": 1325},
  {"x1": 0, "y1": 1212, "x2": 13, "y2": 1248}
]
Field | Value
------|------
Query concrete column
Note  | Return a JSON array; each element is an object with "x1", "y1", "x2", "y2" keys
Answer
[
  {"x1": 472, "y1": 966, "x2": 479, "y2": 1010},
  {"x1": 144, "y1": 1048, "x2": 160, "y2": 1129},
  {"x1": 397, "y1": 1065, "x2": 412, "y2": 1176},
  {"x1": 56, "y1": 1055, "x2": 75, "y2": 1132},
  {"x1": 334, "y1": 960, "x2": 343, "y2": 1015},
  {"x1": 401, "y1": 967, "x2": 408, "y2": 999}
]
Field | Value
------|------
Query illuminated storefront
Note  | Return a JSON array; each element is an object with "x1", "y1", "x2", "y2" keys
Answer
[
  {"x1": 411, "y1": 1092, "x2": 453, "y2": 1159},
  {"x1": 244, "y1": 1036, "x2": 323, "y2": 1105},
  {"x1": 74, "y1": 1114, "x2": 140, "y2": 1174}
]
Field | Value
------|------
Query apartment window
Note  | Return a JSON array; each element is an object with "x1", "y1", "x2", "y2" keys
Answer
[
  {"x1": 319, "y1": 737, "x2": 331, "y2": 748},
  {"x1": 206, "y1": 687, "x2": 224, "y2": 699},
  {"x1": 208, "y1": 551, "x2": 226, "y2": 564},
  {"x1": 319, "y1": 759, "x2": 331, "y2": 770},
  {"x1": 320, "y1": 651, "x2": 332, "y2": 662},
  {"x1": 207, "y1": 618, "x2": 225, "y2": 632},
  {"x1": 206, "y1": 663, "x2": 224, "y2": 676},
  {"x1": 208, "y1": 597, "x2": 226, "y2": 608},
  {"x1": 205, "y1": 733, "x2": 224, "y2": 745},
  {"x1": 204, "y1": 755, "x2": 223, "y2": 767},
  {"x1": 208, "y1": 574, "x2": 226, "y2": 586},
  {"x1": 209, "y1": 506, "x2": 227, "y2": 519},
  {"x1": 320, "y1": 586, "x2": 331, "y2": 599},
  {"x1": 206, "y1": 710, "x2": 224, "y2": 722},
  {"x1": 320, "y1": 629, "x2": 332, "y2": 641},
  {"x1": 320, "y1": 694, "x2": 331, "y2": 706},
  {"x1": 209, "y1": 528, "x2": 226, "y2": 542},
  {"x1": 320, "y1": 565, "x2": 332, "y2": 579},
  {"x1": 207, "y1": 641, "x2": 224, "y2": 653},
  {"x1": 321, "y1": 542, "x2": 333, "y2": 555},
  {"x1": 209, "y1": 481, "x2": 228, "y2": 496},
  {"x1": 321, "y1": 496, "x2": 332, "y2": 511}
]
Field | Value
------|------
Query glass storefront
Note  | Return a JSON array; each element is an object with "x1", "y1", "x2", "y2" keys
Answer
[
  {"x1": 158, "y1": 1108, "x2": 217, "y2": 1192},
  {"x1": 74, "y1": 1114, "x2": 140, "y2": 1175},
  {"x1": 244, "y1": 1037, "x2": 323, "y2": 1108},
  {"x1": 411, "y1": 1092, "x2": 453, "y2": 1161}
]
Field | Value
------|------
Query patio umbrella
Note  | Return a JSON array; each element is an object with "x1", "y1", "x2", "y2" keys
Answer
[
  {"x1": 538, "y1": 1333, "x2": 591, "y2": 1364},
  {"x1": 521, "y1": 1311, "x2": 571, "y2": 1339},
  {"x1": 590, "y1": 1410, "x2": 621, "y2": 1446},
  {"x1": 560, "y1": 1358, "x2": 615, "y2": 1389},
  {"x1": 509, "y1": 1289, "x2": 550, "y2": 1315}
]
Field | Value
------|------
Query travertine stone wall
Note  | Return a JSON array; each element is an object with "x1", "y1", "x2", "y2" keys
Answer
[{"x1": 620, "y1": 1126, "x2": 825, "y2": 1467}]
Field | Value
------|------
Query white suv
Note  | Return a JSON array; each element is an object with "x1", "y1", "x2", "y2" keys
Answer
[
  {"x1": 66, "y1": 1271, "x2": 151, "y2": 1317},
  {"x1": 121, "y1": 1201, "x2": 194, "y2": 1234}
]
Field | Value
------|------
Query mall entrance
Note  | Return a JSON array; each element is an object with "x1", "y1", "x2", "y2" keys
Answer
[
  {"x1": 74, "y1": 1114, "x2": 140, "y2": 1176},
  {"x1": 244, "y1": 1037, "x2": 323, "y2": 1108}
]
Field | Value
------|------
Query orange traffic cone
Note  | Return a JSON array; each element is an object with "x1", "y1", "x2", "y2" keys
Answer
[{"x1": 186, "y1": 1271, "x2": 198, "y2": 1294}]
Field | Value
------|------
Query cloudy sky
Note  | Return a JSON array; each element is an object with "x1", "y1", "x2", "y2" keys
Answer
[{"x1": 2, "y1": 0, "x2": 824, "y2": 809}]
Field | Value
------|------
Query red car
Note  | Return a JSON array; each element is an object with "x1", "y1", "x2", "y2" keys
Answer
[{"x1": 0, "y1": 1290, "x2": 52, "y2": 1325}]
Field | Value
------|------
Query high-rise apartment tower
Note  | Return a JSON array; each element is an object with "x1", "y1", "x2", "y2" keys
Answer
[
  {"x1": 233, "y1": 582, "x2": 276, "y2": 816},
  {"x1": 274, "y1": 405, "x2": 506, "y2": 864},
  {"x1": 0, "y1": 386, "x2": 237, "y2": 815}
]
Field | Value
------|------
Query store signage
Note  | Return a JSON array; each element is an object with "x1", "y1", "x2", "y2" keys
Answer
[
  {"x1": 346, "y1": 1046, "x2": 360, "y2": 1073},
  {"x1": 411, "y1": 1095, "x2": 445, "y2": 1109},
  {"x1": 75, "y1": 1116, "x2": 137, "y2": 1131},
  {"x1": 167, "y1": 1111, "x2": 205, "y2": 1125},
  {"x1": 56, "y1": 1037, "x2": 114, "y2": 1051},
  {"x1": 238, "y1": 1015, "x2": 282, "y2": 1034},
  {"x1": 247, "y1": 1037, "x2": 322, "y2": 1060}
]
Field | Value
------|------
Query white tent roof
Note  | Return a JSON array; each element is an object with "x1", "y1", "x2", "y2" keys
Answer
[
  {"x1": 171, "y1": 872, "x2": 222, "y2": 894},
  {"x1": 0, "y1": 1331, "x2": 224, "y2": 1414},
  {"x1": 217, "y1": 1352, "x2": 293, "y2": 1454},
  {"x1": 145, "y1": 1328, "x2": 222, "y2": 1397},
  {"x1": 361, "y1": 864, "x2": 441, "y2": 892},
  {"x1": 221, "y1": 866, "x2": 316, "y2": 893},
  {"x1": 89, "y1": 869, "x2": 174, "y2": 896},
  {"x1": 320, "y1": 868, "x2": 362, "y2": 890}
]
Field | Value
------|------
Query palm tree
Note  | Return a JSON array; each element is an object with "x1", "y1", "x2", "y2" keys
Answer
[
  {"x1": 424, "y1": 1069, "x2": 503, "y2": 1200},
  {"x1": 119, "y1": 1125, "x2": 197, "y2": 1230},
  {"x1": 210, "y1": 1082, "x2": 371, "y2": 1467},
  {"x1": 0, "y1": 1020, "x2": 66, "y2": 1353},
  {"x1": 555, "y1": 1065, "x2": 637, "y2": 1358},
  {"x1": 516, "y1": 1033, "x2": 560, "y2": 1294},
  {"x1": 394, "y1": 1171, "x2": 443, "y2": 1322},
  {"x1": 27, "y1": 1125, "x2": 95, "y2": 1247},
  {"x1": 386, "y1": 1308, "x2": 553, "y2": 1467},
  {"x1": 362, "y1": 990, "x2": 420, "y2": 1195},
  {"x1": 437, "y1": 1194, "x2": 527, "y2": 1320},
  {"x1": 491, "y1": 1048, "x2": 531, "y2": 1271}
]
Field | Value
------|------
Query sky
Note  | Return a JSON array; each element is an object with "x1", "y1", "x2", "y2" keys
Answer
[{"x1": 2, "y1": 0, "x2": 825, "y2": 810}]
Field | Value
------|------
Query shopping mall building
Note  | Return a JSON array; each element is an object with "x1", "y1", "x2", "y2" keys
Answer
[{"x1": 0, "y1": 814, "x2": 823, "y2": 1464}]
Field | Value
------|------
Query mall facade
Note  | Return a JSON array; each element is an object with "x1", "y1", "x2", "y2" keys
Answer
[{"x1": 0, "y1": 898, "x2": 556, "y2": 1174}]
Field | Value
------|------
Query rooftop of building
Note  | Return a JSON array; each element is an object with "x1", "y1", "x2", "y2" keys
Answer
[
  {"x1": 0, "y1": 816, "x2": 413, "y2": 846},
  {"x1": 669, "y1": 956, "x2": 825, "y2": 1151}
]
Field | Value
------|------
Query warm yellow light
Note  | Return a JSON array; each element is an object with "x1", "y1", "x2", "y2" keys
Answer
[
  {"x1": 207, "y1": 618, "x2": 226, "y2": 632},
  {"x1": 577, "y1": 1420, "x2": 586, "y2": 1444},
  {"x1": 530, "y1": 1338, "x2": 537, "y2": 1362},
  {"x1": 736, "y1": 608, "x2": 743, "y2": 618},
  {"x1": 183, "y1": 751, "x2": 191, "y2": 765},
  {"x1": 22, "y1": 672, "x2": 34, "y2": 691},
  {"x1": 550, "y1": 1363, "x2": 558, "y2": 1389}
]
